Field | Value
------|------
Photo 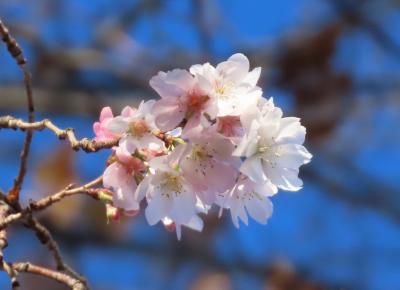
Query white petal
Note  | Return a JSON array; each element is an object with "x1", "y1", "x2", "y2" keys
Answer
[
  {"x1": 135, "y1": 176, "x2": 150, "y2": 202},
  {"x1": 240, "y1": 157, "x2": 267, "y2": 183},
  {"x1": 282, "y1": 168, "x2": 303, "y2": 191},
  {"x1": 245, "y1": 197, "x2": 273, "y2": 225},
  {"x1": 244, "y1": 67, "x2": 261, "y2": 86},
  {"x1": 145, "y1": 191, "x2": 171, "y2": 225},
  {"x1": 137, "y1": 134, "x2": 164, "y2": 151},
  {"x1": 106, "y1": 116, "x2": 129, "y2": 133},
  {"x1": 276, "y1": 117, "x2": 306, "y2": 145},
  {"x1": 175, "y1": 223, "x2": 182, "y2": 240},
  {"x1": 119, "y1": 135, "x2": 139, "y2": 154},
  {"x1": 170, "y1": 189, "x2": 197, "y2": 224},
  {"x1": 270, "y1": 144, "x2": 312, "y2": 169},
  {"x1": 184, "y1": 215, "x2": 204, "y2": 232},
  {"x1": 217, "y1": 53, "x2": 250, "y2": 83}
]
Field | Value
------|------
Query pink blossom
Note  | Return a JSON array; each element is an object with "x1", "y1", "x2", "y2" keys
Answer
[
  {"x1": 150, "y1": 69, "x2": 213, "y2": 133},
  {"x1": 180, "y1": 129, "x2": 238, "y2": 205},
  {"x1": 217, "y1": 115, "x2": 243, "y2": 139},
  {"x1": 93, "y1": 106, "x2": 136, "y2": 142},
  {"x1": 95, "y1": 53, "x2": 312, "y2": 239},
  {"x1": 106, "y1": 100, "x2": 164, "y2": 153},
  {"x1": 103, "y1": 145, "x2": 144, "y2": 211},
  {"x1": 190, "y1": 53, "x2": 262, "y2": 117}
]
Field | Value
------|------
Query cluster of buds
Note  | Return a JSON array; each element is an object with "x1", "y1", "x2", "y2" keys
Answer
[{"x1": 93, "y1": 54, "x2": 312, "y2": 239}]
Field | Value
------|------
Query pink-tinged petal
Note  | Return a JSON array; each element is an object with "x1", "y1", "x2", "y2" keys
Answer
[
  {"x1": 181, "y1": 114, "x2": 203, "y2": 139},
  {"x1": 93, "y1": 107, "x2": 119, "y2": 142},
  {"x1": 190, "y1": 63, "x2": 217, "y2": 84},
  {"x1": 153, "y1": 98, "x2": 185, "y2": 131},
  {"x1": 115, "y1": 144, "x2": 133, "y2": 164},
  {"x1": 121, "y1": 106, "x2": 136, "y2": 117},
  {"x1": 217, "y1": 116, "x2": 243, "y2": 138},
  {"x1": 93, "y1": 122, "x2": 102, "y2": 137},
  {"x1": 115, "y1": 144, "x2": 145, "y2": 173},
  {"x1": 204, "y1": 161, "x2": 237, "y2": 194},
  {"x1": 99, "y1": 107, "x2": 113, "y2": 122},
  {"x1": 103, "y1": 162, "x2": 139, "y2": 211},
  {"x1": 150, "y1": 72, "x2": 182, "y2": 98},
  {"x1": 195, "y1": 73, "x2": 214, "y2": 93},
  {"x1": 181, "y1": 158, "x2": 208, "y2": 192},
  {"x1": 150, "y1": 69, "x2": 194, "y2": 98},
  {"x1": 217, "y1": 53, "x2": 250, "y2": 83}
]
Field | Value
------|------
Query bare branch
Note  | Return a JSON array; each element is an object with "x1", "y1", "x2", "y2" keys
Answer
[
  {"x1": 0, "y1": 177, "x2": 103, "y2": 230},
  {"x1": 12, "y1": 262, "x2": 87, "y2": 290},
  {"x1": 0, "y1": 18, "x2": 35, "y2": 203},
  {"x1": 0, "y1": 202, "x2": 20, "y2": 289},
  {"x1": 0, "y1": 116, "x2": 119, "y2": 152},
  {"x1": 2, "y1": 262, "x2": 19, "y2": 289},
  {"x1": 29, "y1": 176, "x2": 103, "y2": 212}
]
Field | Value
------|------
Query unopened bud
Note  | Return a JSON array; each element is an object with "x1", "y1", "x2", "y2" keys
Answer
[{"x1": 106, "y1": 204, "x2": 121, "y2": 222}]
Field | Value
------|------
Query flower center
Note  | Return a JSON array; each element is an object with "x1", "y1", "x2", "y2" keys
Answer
[
  {"x1": 186, "y1": 92, "x2": 209, "y2": 117},
  {"x1": 161, "y1": 173, "x2": 183, "y2": 197},
  {"x1": 214, "y1": 80, "x2": 233, "y2": 100},
  {"x1": 258, "y1": 145, "x2": 271, "y2": 154},
  {"x1": 191, "y1": 144, "x2": 211, "y2": 160},
  {"x1": 129, "y1": 119, "x2": 148, "y2": 138}
]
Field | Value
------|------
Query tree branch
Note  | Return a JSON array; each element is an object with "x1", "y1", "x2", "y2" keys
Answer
[
  {"x1": 0, "y1": 176, "x2": 103, "y2": 230},
  {"x1": 0, "y1": 201, "x2": 20, "y2": 289},
  {"x1": 12, "y1": 262, "x2": 87, "y2": 290},
  {"x1": 0, "y1": 116, "x2": 119, "y2": 152},
  {"x1": 0, "y1": 18, "x2": 35, "y2": 203}
]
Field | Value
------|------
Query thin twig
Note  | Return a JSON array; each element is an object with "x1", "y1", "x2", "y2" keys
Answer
[
  {"x1": 29, "y1": 176, "x2": 103, "y2": 211},
  {"x1": 12, "y1": 262, "x2": 87, "y2": 290},
  {"x1": 0, "y1": 116, "x2": 119, "y2": 152},
  {"x1": 0, "y1": 177, "x2": 103, "y2": 230},
  {"x1": 0, "y1": 18, "x2": 35, "y2": 203},
  {"x1": 0, "y1": 201, "x2": 20, "y2": 288},
  {"x1": 2, "y1": 261, "x2": 19, "y2": 289}
]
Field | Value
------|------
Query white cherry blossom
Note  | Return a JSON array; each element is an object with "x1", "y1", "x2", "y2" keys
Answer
[
  {"x1": 234, "y1": 99, "x2": 312, "y2": 191},
  {"x1": 190, "y1": 53, "x2": 262, "y2": 117}
]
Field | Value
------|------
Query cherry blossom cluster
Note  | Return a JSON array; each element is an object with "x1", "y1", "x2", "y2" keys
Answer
[{"x1": 93, "y1": 53, "x2": 312, "y2": 239}]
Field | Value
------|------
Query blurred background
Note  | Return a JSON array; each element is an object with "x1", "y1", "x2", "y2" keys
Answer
[{"x1": 0, "y1": 0, "x2": 400, "y2": 289}]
